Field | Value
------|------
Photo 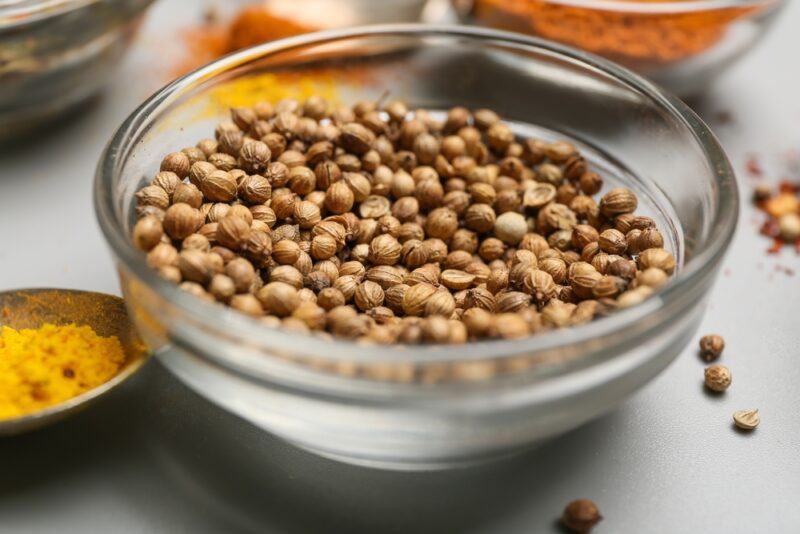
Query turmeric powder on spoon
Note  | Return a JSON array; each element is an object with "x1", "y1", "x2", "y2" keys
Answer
[{"x1": 0, "y1": 324, "x2": 125, "y2": 420}]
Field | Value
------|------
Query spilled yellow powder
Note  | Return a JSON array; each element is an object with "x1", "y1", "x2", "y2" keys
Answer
[
  {"x1": 153, "y1": 71, "x2": 342, "y2": 136},
  {"x1": 0, "y1": 324, "x2": 126, "y2": 420},
  {"x1": 204, "y1": 72, "x2": 339, "y2": 111}
]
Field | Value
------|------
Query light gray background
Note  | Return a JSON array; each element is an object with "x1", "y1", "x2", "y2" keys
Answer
[{"x1": 1, "y1": 2, "x2": 799, "y2": 533}]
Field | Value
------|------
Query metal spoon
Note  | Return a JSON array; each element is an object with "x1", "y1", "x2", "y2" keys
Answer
[{"x1": 0, "y1": 288, "x2": 149, "y2": 436}]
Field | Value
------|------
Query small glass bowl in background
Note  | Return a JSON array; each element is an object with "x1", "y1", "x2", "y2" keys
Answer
[
  {"x1": 456, "y1": 0, "x2": 787, "y2": 97},
  {"x1": 0, "y1": 0, "x2": 155, "y2": 140},
  {"x1": 95, "y1": 25, "x2": 738, "y2": 470}
]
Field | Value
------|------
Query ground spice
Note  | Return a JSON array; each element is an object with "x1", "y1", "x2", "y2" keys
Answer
[
  {"x1": 175, "y1": 6, "x2": 316, "y2": 77},
  {"x1": 167, "y1": 3, "x2": 377, "y2": 124},
  {"x1": 0, "y1": 324, "x2": 125, "y2": 420},
  {"x1": 172, "y1": 0, "x2": 367, "y2": 78},
  {"x1": 471, "y1": 0, "x2": 764, "y2": 68}
]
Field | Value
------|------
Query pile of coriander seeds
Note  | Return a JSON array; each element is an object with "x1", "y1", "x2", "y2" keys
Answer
[{"x1": 132, "y1": 97, "x2": 676, "y2": 345}]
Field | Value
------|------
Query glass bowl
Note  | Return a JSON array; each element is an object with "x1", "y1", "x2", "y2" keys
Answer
[
  {"x1": 95, "y1": 25, "x2": 738, "y2": 470},
  {"x1": 457, "y1": 0, "x2": 787, "y2": 97},
  {"x1": 0, "y1": 0, "x2": 155, "y2": 141}
]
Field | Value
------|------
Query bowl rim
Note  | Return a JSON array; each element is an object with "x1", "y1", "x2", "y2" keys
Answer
[
  {"x1": 0, "y1": 0, "x2": 90, "y2": 26},
  {"x1": 94, "y1": 23, "x2": 739, "y2": 365},
  {"x1": 482, "y1": 0, "x2": 782, "y2": 13},
  {"x1": 0, "y1": 0, "x2": 150, "y2": 27}
]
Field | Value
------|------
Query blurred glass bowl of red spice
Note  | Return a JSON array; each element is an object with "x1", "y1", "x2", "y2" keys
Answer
[
  {"x1": 0, "y1": 0, "x2": 155, "y2": 141},
  {"x1": 455, "y1": 0, "x2": 787, "y2": 96}
]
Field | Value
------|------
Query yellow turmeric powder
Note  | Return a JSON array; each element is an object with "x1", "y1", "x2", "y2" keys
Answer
[{"x1": 0, "y1": 324, "x2": 126, "y2": 420}]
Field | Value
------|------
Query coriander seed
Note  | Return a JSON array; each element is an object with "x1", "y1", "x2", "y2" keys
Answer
[
  {"x1": 635, "y1": 267, "x2": 667, "y2": 288},
  {"x1": 201, "y1": 170, "x2": 238, "y2": 202},
  {"x1": 209, "y1": 274, "x2": 236, "y2": 302},
  {"x1": 152, "y1": 171, "x2": 181, "y2": 197},
  {"x1": 178, "y1": 250, "x2": 213, "y2": 284},
  {"x1": 317, "y1": 287, "x2": 346, "y2": 310},
  {"x1": 133, "y1": 98, "x2": 675, "y2": 347},
  {"x1": 216, "y1": 215, "x2": 251, "y2": 250},
  {"x1": 494, "y1": 212, "x2": 527, "y2": 245},
  {"x1": 424, "y1": 290, "x2": 456, "y2": 317},
  {"x1": 230, "y1": 294, "x2": 263, "y2": 317},
  {"x1": 225, "y1": 257, "x2": 256, "y2": 293},
  {"x1": 637, "y1": 247, "x2": 676, "y2": 274},
  {"x1": 704, "y1": 364, "x2": 732, "y2": 392},
  {"x1": 369, "y1": 234, "x2": 402, "y2": 266},
  {"x1": 699, "y1": 334, "x2": 725, "y2": 361},
  {"x1": 147, "y1": 243, "x2": 179, "y2": 269},
  {"x1": 136, "y1": 185, "x2": 170, "y2": 210},
  {"x1": 257, "y1": 282, "x2": 300, "y2": 317},
  {"x1": 163, "y1": 203, "x2": 203, "y2": 240},
  {"x1": 326, "y1": 181, "x2": 355, "y2": 214},
  {"x1": 733, "y1": 409, "x2": 759, "y2": 430},
  {"x1": 161, "y1": 151, "x2": 191, "y2": 178},
  {"x1": 598, "y1": 229, "x2": 627, "y2": 255},
  {"x1": 561, "y1": 499, "x2": 602, "y2": 533},
  {"x1": 133, "y1": 216, "x2": 164, "y2": 251},
  {"x1": 600, "y1": 187, "x2": 637, "y2": 216}
]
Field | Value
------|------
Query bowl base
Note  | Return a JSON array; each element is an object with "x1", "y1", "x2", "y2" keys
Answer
[{"x1": 291, "y1": 440, "x2": 535, "y2": 472}]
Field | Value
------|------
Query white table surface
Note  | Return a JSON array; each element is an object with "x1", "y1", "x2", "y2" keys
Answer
[{"x1": 1, "y1": 2, "x2": 799, "y2": 533}]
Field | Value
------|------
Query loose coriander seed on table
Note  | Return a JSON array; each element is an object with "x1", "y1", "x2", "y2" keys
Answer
[
  {"x1": 699, "y1": 334, "x2": 725, "y2": 361},
  {"x1": 704, "y1": 364, "x2": 732, "y2": 392},
  {"x1": 733, "y1": 409, "x2": 760, "y2": 430},
  {"x1": 561, "y1": 498, "x2": 602, "y2": 533},
  {"x1": 130, "y1": 97, "x2": 677, "y2": 344}
]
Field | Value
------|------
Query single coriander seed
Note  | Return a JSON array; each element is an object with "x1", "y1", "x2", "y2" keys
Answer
[
  {"x1": 699, "y1": 334, "x2": 725, "y2": 361},
  {"x1": 733, "y1": 409, "x2": 760, "y2": 430},
  {"x1": 704, "y1": 364, "x2": 732, "y2": 392},
  {"x1": 561, "y1": 499, "x2": 602, "y2": 533}
]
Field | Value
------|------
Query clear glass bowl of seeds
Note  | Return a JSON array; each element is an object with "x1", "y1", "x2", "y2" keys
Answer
[
  {"x1": 0, "y1": 0, "x2": 155, "y2": 141},
  {"x1": 95, "y1": 25, "x2": 738, "y2": 470}
]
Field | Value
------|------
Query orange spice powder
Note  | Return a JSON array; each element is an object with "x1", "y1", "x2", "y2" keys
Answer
[
  {"x1": 472, "y1": 0, "x2": 767, "y2": 67},
  {"x1": 175, "y1": 5, "x2": 318, "y2": 78}
]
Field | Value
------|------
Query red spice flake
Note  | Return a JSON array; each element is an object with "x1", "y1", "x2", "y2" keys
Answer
[
  {"x1": 760, "y1": 218, "x2": 780, "y2": 238},
  {"x1": 767, "y1": 238, "x2": 784, "y2": 255},
  {"x1": 745, "y1": 154, "x2": 764, "y2": 178},
  {"x1": 778, "y1": 180, "x2": 800, "y2": 195},
  {"x1": 63, "y1": 368, "x2": 75, "y2": 378}
]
